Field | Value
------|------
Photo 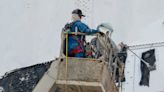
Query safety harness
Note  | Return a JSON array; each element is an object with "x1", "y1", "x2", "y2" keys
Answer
[
  {"x1": 69, "y1": 35, "x2": 85, "y2": 56},
  {"x1": 63, "y1": 21, "x2": 85, "y2": 57}
]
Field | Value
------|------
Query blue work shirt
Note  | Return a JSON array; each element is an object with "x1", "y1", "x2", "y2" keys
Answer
[{"x1": 68, "y1": 20, "x2": 99, "y2": 57}]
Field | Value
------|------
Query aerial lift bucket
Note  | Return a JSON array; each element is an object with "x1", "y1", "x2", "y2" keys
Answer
[
  {"x1": 33, "y1": 57, "x2": 118, "y2": 92},
  {"x1": 33, "y1": 23, "x2": 119, "y2": 92}
]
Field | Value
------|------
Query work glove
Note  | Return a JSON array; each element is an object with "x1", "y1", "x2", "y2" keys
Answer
[
  {"x1": 97, "y1": 23, "x2": 113, "y2": 34},
  {"x1": 63, "y1": 22, "x2": 74, "y2": 31}
]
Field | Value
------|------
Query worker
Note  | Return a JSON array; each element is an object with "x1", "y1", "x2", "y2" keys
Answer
[{"x1": 63, "y1": 9, "x2": 99, "y2": 58}]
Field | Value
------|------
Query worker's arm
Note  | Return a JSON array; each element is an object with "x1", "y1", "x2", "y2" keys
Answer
[{"x1": 76, "y1": 22, "x2": 99, "y2": 34}]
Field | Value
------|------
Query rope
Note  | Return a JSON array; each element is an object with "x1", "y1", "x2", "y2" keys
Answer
[{"x1": 65, "y1": 33, "x2": 68, "y2": 92}]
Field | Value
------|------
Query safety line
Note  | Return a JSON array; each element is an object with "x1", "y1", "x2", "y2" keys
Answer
[{"x1": 65, "y1": 33, "x2": 68, "y2": 92}]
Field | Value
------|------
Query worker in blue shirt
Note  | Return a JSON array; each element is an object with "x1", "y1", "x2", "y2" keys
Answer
[{"x1": 63, "y1": 9, "x2": 99, "y2": 58}]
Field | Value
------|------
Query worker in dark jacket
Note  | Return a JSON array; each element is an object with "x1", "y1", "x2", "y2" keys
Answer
[{"x1": 64, "y1": 9, "x2": 99, "y2": 58}]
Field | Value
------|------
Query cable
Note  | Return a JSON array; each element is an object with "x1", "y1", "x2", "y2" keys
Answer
[{"x1": 129, "y1": 42, "x2": 164, "y2": 50}]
